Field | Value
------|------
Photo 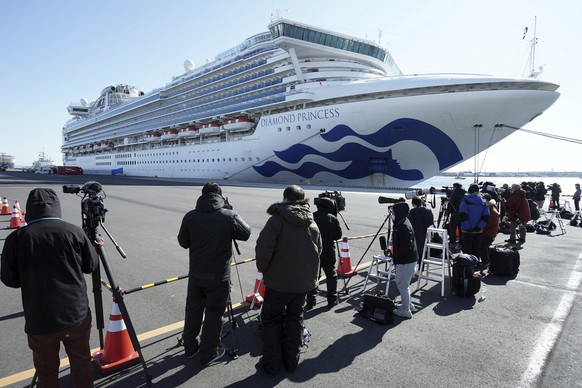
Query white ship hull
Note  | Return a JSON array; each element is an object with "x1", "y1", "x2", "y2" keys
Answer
[{"x1": 62, "y1": 19, "x2": 559, "y2": 189}]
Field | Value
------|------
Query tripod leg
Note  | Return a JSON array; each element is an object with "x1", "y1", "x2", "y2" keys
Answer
[
  {"x1": 222, "y1": 298, "x2": 239, "y2": 359},
  {"x1": 96, "y1": 244, "x2": 153, "y2": 384}
]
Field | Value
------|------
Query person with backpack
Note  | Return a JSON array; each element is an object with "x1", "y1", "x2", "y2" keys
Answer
[
  {"x1": 504, "y1": 184, "x2": 531, "y2": 244},
  {"x1": 459, "y1": 184, "x2": 490, "y2": 258}
]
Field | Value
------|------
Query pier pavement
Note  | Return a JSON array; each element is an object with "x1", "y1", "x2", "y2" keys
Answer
[{"x1": 0, "y1": 171, "x2": 581, "y2": 387}]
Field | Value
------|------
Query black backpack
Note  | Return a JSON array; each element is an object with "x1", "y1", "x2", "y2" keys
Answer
[{"x1": 452, "y1": 254, "x2": 481, "y2": 297}]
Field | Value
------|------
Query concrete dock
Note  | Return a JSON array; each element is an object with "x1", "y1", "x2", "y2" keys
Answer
[{"x1": 1, "y1": 171, "x2": 581, "y2": 387}]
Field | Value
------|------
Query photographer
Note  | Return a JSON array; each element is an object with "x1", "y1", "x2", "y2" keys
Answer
[
  {"x1": 307, "y1": 196, "x2": 342, "y2": 310},
  {"x1": 177, "y1": 182, "x2": 251, "y2": 365},
  {"x1": 549, "y1": 183, "x2": 561, "y2": 209},
  {"x1": 504, "y1": 183, "x2": 531, "y2": 244},
  {"x1": 408, "y1": 196, "x2": 434, "y2": 263},
  {"x1": 1, "y1": 188, "x2": 98, "y2": 387}
]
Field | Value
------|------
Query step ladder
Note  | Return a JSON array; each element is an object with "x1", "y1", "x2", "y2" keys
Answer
[
  {"x1": 415, "y1": 228, "x2": 450, "y2": 297},
  {"x1": 361, "y1": 253, "x2": 394, "y2": 295}
]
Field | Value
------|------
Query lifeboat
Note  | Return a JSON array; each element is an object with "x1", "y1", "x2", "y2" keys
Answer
[
  {"x1": 199, "y1": 122, "x2": 222, "y2": 135},
  {"x1": 161, "y1": 129, "x2": 179, "y2": 140},
  {"x1": 178, "y1": 126, "x2": 199, "y2": 138},
  {"x1": 223, "y1": 117, "x2": 254, "y2": 132},
  {"x1": 144, "y1": 133, "x2": 162, "y2": 142}
]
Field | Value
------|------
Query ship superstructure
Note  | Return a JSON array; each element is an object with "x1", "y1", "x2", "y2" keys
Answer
[{"x1": 62, "y1": 19, "x2": 560, "y2": 188}]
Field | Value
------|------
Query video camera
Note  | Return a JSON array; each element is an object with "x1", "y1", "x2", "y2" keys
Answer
[
  {"x1": 63, "y1": 181, "x2": 103, "y2": 196},
  {"x1": 63, "y1": 181, "x2": 106, "y2": 225},
  {"x1": 314, "y1": 190, "x2": 346, "y2": 215}
]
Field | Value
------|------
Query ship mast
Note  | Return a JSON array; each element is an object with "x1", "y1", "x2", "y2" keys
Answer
[{"x1": 525, "y1": 16, "x2": 542, "y2": 78}]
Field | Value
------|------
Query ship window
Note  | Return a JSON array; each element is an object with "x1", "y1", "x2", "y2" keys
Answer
[
  {"x1": 235, "y1": 158, "x2": 238, "y2": 161},
  {"x1": 241, "y1": 157, "x2": 245, "y2": 161},
  {"x1": 286, "y1": 127, "x2": 290, "y2": 131},
  {"x1": 296, "y1": 125, "x2": 301, "y2": 130},
  {"x1": 228, "y1": 158, "x2": 232, "y2": 162},
  {"x1": 307, "y1": 124, "x2": 312, "y2": 129},
  {"x1": 278, "y1": 128, "x2": 282, "y2": 132}
]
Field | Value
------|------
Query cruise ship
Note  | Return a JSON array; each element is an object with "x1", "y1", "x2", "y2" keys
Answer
[{"x1": 62, "y1": 18, "x2": 560, "y2": 188}]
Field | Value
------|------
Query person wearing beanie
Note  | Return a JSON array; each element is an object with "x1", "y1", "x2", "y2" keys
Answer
[
  {"x1": 256, "y1": 185, "x2": 322, "y2": 375},
  {"x1": 459, "y1": 183, "x2": 490, "y2": 258},
  {"x1": 391, "y1": 202, "x2": 419, "y2": 319},
  {"x1": 504, "y1": 183, "x2": 531, "y2": 244},
  {"x1": 1, "y1": 188, "x2": 99, "y2": 387},
  {"x1": 178, "y1": 182, "x2": 251, "y2": 365}
]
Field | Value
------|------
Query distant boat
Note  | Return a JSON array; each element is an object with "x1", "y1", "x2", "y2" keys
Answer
[{"x1": 454, "y1": 172, "x2": 466, "y2": 180}]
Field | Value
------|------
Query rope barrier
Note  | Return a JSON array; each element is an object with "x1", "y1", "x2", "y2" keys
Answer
[{"x1": 99, "y1": 235, "x2": 377, "y2": 296}]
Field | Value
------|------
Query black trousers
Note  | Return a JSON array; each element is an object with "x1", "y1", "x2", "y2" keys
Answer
[
  {"x1": 261, "y1": 287, "x2": 306, "y2": 374},
  {"x1": 183, "y1": 280, "x2": 229, "y2": 360},
  {"x1": 461, "y1": 232, "x2": 482, "y2": 258},
  {"x1": 308, "y1": 255, "x2": 337, "y2": 301}
]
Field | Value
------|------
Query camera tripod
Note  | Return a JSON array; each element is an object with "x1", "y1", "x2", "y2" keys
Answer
[
  {"x1": 343, "y1": 203, "x2": 395, "y2": 291},
  {"x1": 86, "y1": 205, "x2": 153, "y2": 383}
]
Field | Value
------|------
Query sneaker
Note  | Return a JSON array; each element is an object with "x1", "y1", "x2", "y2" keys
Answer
[
  {"x1": 409, "y1": 303, "x2": 418, "y2": 313},
  {"x1": 201, "y1": 346, "x2": 225, "y2": 366},
  {"x1": 392, "y1": 307, "x2": 412, "y2": 319},
  {"x1": 185, "y1": 346, "x2": 200, "y2": 359}
]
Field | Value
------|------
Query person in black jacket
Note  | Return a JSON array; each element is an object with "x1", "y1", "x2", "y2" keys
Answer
[
  {"x1": 1, "y1": 188, "x2": 99, "y2": 387},
  {"x1": 306, "y1": 197, "x2": 343, "y2": 310},
  {"x1": 408, "y1": 196, "x2": 434, "y2": 263},
  {"x1": 549, "y1": 183, "x2": 561, "y2": 209},
  {"x1": 391, "y1": 202, "x2": 419, "y2": 319},
  {"x1": 177, "y1": 182, "x2": 251, "y2": 366}
]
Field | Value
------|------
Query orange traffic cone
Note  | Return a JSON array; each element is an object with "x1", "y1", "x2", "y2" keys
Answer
[
  {"x1": 1, "y1": 197, "x2": 10, "y2": 215},
  {"x1": 336, "y1": 237, "x2": 357, "y2": 278},
  {"x1": 93, "y1": 300, "x2": 140, "y2": 374},
  {"x1": 7, "y1": 206, "x2": 22, "y2": 229},
  {"x1": 245, "y1": 271, "x2": 265, "y2": 307},
  {"x1": 14, "y1": 200, "x2": 22, "y2": 217},
  {"x1": 20, "y1": 211, "x2": 27, "y2": 227}
]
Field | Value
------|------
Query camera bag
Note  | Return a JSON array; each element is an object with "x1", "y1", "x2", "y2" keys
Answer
[
  {"x1": 357, "y1": 290, "x2": 394, "y2": 325},
  {"x1": 489, "y1": 246, "x2": 520, "y2": 276}
]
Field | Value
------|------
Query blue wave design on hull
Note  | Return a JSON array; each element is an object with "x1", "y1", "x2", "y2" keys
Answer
[{"x1": 253, "y1": 118, "x2": 463, "y2": 181}]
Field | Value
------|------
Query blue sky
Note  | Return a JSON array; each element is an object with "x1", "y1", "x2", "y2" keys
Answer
[{"x1": 1, "y1": 1, "x2": 580, "y2": 172}]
